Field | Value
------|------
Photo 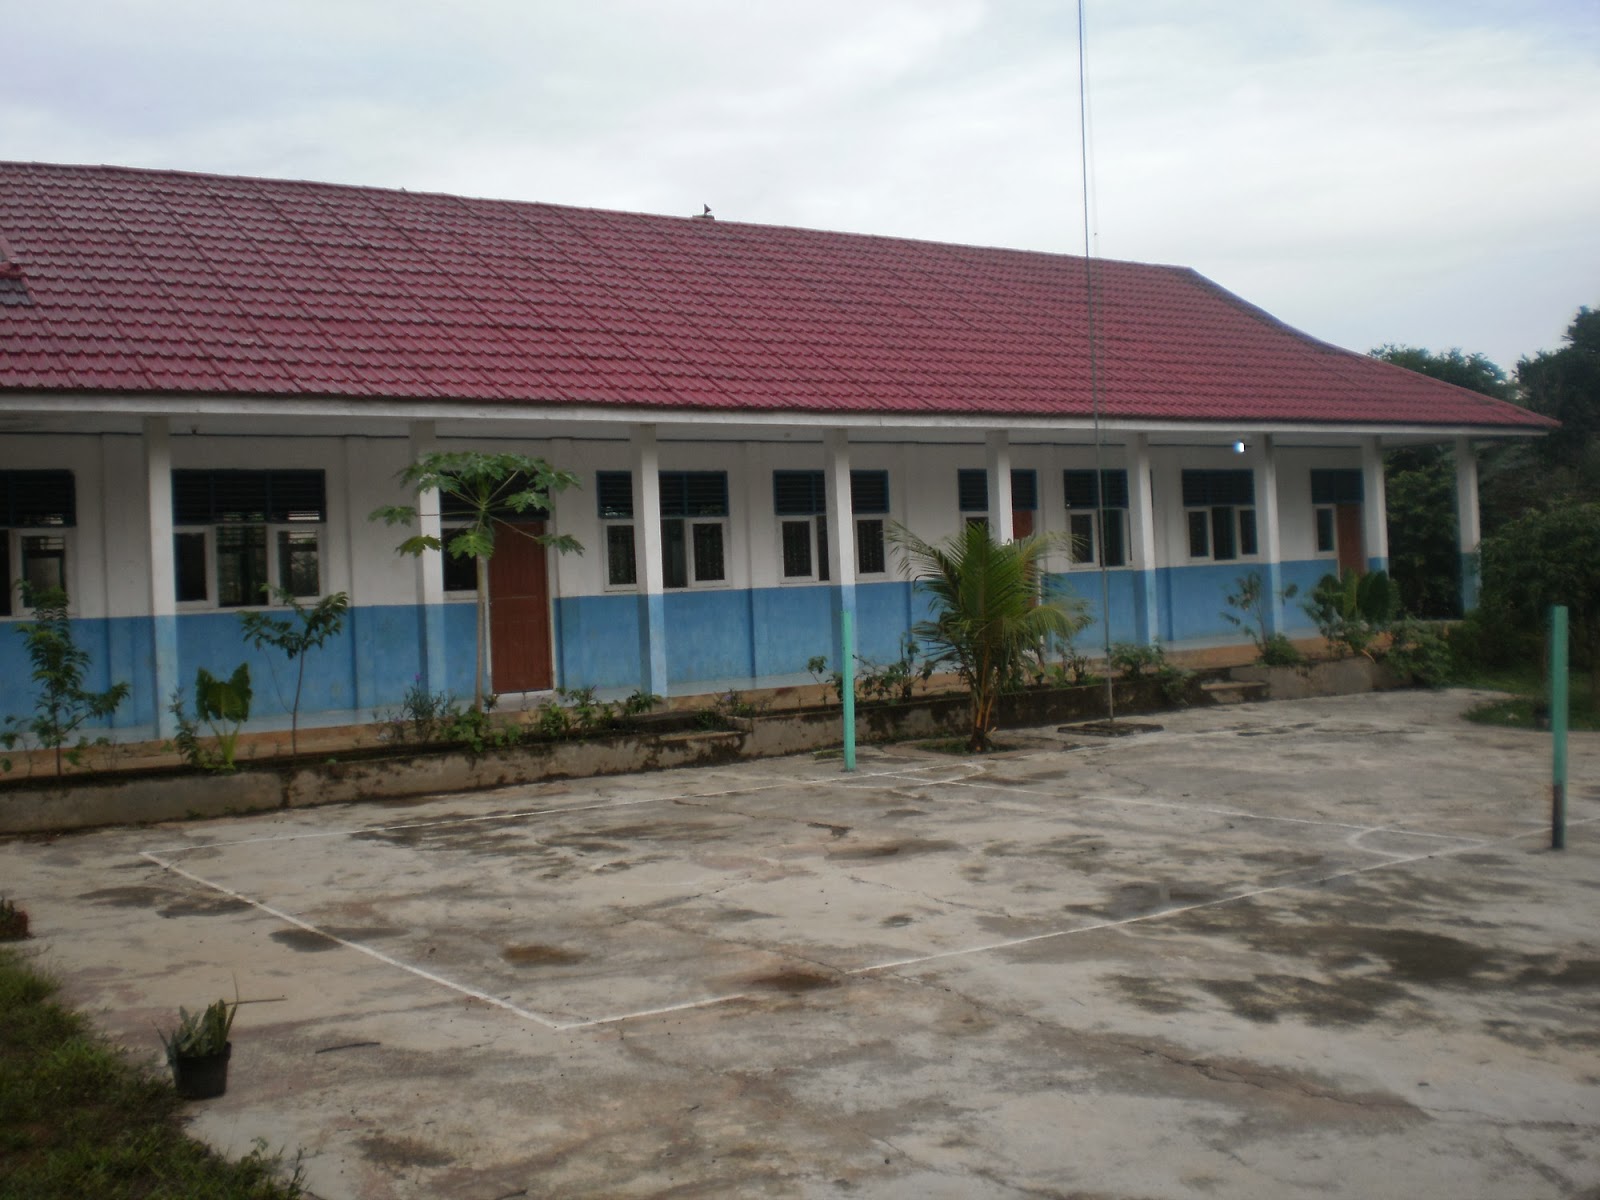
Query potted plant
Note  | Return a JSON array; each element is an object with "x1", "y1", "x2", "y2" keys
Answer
[
  {"x1": 0, "y1": 896, "x2": 28, "y2": 941},
  {"x1": 159, "y1": 998, "x2": 236, "y2": 1099}
]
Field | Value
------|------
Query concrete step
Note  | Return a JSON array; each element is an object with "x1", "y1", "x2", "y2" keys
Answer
[{"x1": 1199, "y1": 680, "x2": 1270, "y2": 705}]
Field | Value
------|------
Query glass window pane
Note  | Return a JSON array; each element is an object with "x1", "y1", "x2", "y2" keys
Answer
[
  {"x1": 817, "y1": 518, "x2": 829, "y2": 583},
  {"x1": 1102, "y1": 511, "x2": 1127, "y2": 568},
  {"x1": 781, "y1": 520, "x2": 812, "y2": 577},
  {"x1": 21, "y1": 535, "x2": 66, "y2": 597},
  {"x1": 856, "y1": 518, "x2": 885, "y2": 575},
  {"x1": 691, "y1": 522, "x2": 725, "y2": 582},
  {"x1": 0, "y1": 537, "x2": 10, "y2": 616},
  {"x1": 1238, "y1": 508, "x2": 1258, "y2": 556},
  {"x1": 217, "y1": 526, "x2": 267, "y2": 607},
  {"x1": 606, "y1": 523, "x2": 637, "y2": 587},
  {"x1": 277, "y1": 529, "x2": 320, "y2": 597},
  {"x1": 174, "y1": 532, "x2": 208, "y2": 602},
  {"x1": 442, "y1": 526, "x2": 478, "y2": 592},
  {"x1": 662, "y1": 519, "x2": 687, "y2": 589},
  {"x1": 1070, "y1": 513, "x2": 1095, "y2": 564},
  {"x1": 1316, "y1": 507, "x2": 1335, "y2": 553},
  {"x1": 1187, "y1": 510, "x2": 1209, "y2": 558},
  {"x1": 1212, "y1": 507, "x2": 1237, "y2": 561}
]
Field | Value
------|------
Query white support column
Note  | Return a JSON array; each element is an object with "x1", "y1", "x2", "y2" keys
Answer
[
  {"x1": 632, "y1": 425, "x2": 668, "y2": 697},
  {"x1": 1127, "y1": 434, "x2": 1160, "y2": 644},
  {"x1": 1361, "y1": 436, "x2": 1389, "y2": 571},
  {"x1": 1256, "y1": 435, "x2": 1285, "y2": 634},
  {"x1": 824, "y1": 428, "x2": 857, "y2": 670},
  {"x1": 143, "y1": 417, "x2": 179, "y2": 737},
  {"x1": 986, "y1": 430, "x2": 1014, "y2": 542},
  {"x1": 1454, "y1": 437, "x2": 1481, "y2": 611},
  {"x1": 408, "y1": 421, "x2": 449, "y2": 695}
]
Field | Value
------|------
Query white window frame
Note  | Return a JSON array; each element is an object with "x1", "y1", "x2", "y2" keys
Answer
[
  {"x1": 0, "y1": 528, "x2": 75, "y2": 618},
  {"x1": 663, "y1": 516, "x2": 728, "y2": 589},
  {"x1": 1066, "y1": 509, "x2": 1131, "y2": 568},
  {"x1": 174, "y1": 522, "x2": 327, "y2": 610},
  {"x1": 778, "y1": 514, "x2": 829, "y2": 583},
  {"x1": 1313, "y1": 505, "x2": 1338, "y2": 557},
  {"x1": 1184, "y1": 504, "x2": 1259, "y2": 563}
]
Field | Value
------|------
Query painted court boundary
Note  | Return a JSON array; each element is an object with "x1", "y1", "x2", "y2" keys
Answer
[{"x1": 140, "y1": 755, "x2": 1590, "y2": 1032}]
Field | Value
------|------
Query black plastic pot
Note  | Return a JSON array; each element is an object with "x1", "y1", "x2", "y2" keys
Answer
[{"x1": 171, "y1": 1042, "x2": 231, "y2": 1099}]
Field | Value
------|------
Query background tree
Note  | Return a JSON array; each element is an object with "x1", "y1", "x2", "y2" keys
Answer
[
  {"x1": 371, "y1": 451, "x2": 580, "y2": 712},
  {"x1": 1478, "y1": 502, "x2": 1600, "y2": 693},
  {"x1": 891, "y1": 523, "x2": 1089, "y2": 752},
  {"x1": 1516, "y1": 307, "x2": 1600, "y2": 499},
  {"x1": 1371, "y1": 345, "x2": 1512, "y2": 615}
]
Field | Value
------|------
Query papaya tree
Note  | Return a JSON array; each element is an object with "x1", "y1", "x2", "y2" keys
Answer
[{"x1": 370, "y1": 451, "x2": 580, "y2": 712}]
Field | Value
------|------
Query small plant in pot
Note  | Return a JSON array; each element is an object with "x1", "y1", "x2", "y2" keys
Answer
[
  {"x1": 0, "y1": 895, "x2": 29, "y2": 941},
  {"x1": 159, "y1": 998, "x2": 236, "y2": 1099}
]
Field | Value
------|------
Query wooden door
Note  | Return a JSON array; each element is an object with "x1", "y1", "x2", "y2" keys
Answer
[
  {"x1": 488, "y1": 522, "x2": 553, "y2": 693},
  {"x1": 1335, "y1": 504, "x2": 1365, "y2": 575}
]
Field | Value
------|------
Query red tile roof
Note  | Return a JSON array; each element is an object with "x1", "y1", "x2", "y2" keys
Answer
[{"x1": 0, "y1": 162, "x2": 1551, "y2": 430}]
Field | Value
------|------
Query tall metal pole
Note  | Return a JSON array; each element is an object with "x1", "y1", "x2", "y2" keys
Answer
[{"x1": 1551, "y1": 605, "x2": 1568, "y2": 850}]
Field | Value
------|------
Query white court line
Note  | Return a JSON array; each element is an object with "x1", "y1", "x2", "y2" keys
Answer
[
  {"x1": 140, "y1": 758, "x2": 980, "y2": 857},
  {"x1": 136, "y1": 759, "x2": 1590, "y2": 1033}
]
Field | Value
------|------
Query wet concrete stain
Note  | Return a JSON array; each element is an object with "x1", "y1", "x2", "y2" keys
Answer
[
  {"x1": 78, "y1": 885, "x2": 250, "y2": 918},
  {"x1": 272, "y1": 927, "x2": 341, "y2": 952},
  {"x1": 79, "y1": 885, "x2": 167, "y2": 907},
  {"x1": 747, "y1": 967, "x2": 840, "y2": 994},
  {"x1": 881, "y1": 914, "x2": 915, "y2": 928},
  {"x1": 357, "y1": 1134, "x2": 455, "y2": 1168},
  {"x1": 827, "y1": 838, "x2": 960, "y2": 861},
  {"x1": 1108, "y1": 974, "x2": 1194, "y2": 1014},
  {"x1": 502, "y1": 944, "x2": 586, "y2": 967},
  {"x1": 1196, "y1": 972, "x2": 1410, "y2": 1026}
]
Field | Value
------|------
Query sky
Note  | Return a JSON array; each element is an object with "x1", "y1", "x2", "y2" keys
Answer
[{"x1": 6, "y1": 0, "x2": 1598, "y2": 375}]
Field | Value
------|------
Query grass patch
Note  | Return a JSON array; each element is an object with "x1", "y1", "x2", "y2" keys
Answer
[
  {"x1": 1460, "y1": 665, "x2": 1600, "y2": 731},
  {"x1": 0, "y1": 945, "x2": 303, "y2": 1198}
]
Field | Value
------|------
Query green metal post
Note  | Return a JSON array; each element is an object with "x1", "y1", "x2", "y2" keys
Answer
[
  {"x1": 842, "y1": 609, "x2": 857, "y2": 772},
  {"x1": 1551, "y1": 605, "x2": 1568, "y2": 850}
]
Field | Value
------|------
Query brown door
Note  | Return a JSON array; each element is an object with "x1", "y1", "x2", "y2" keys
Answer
[
  {"x1": 1335, "y1": 504, "x2": 1365, "y2": 575},
  {"x1": 488, "y1": 522, "x2": 553, "y2": 693}
]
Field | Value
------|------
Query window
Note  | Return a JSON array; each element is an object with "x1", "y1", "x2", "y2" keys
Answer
[
  {"x1": 1311, "y1": 469, "x2": 1361, "y2": 557},
  {"x1": 1063, "y1": 469, "x2": 1129, "y2": 567},
  {"x1": 1, "y1": 469, "x2": 76, "y2": 617},
  {"x1": 774, "y1": 471, "x2": 829, "y2": 582},
  {"x1": 661, "y1": 471, "x2": 727, "y2": 588},
  {"x1": 957, "y1": 467, "x2": 1037, "y2": 535},
  {"x1": 1182, "y1": 469, "x2": 1256, "y2": 561},
  {"x1": 171, "y1": 469, "x2": 326, "y2": 607},
  {"x1": 440, "y1": 527, "x2": 478, "y2": 592},
  {"x1": 851, "y1": 470, "x2": 890, "y2": 575},
  {"x1": 596, "y1": 471, "x2": 638, "y2": 588}
]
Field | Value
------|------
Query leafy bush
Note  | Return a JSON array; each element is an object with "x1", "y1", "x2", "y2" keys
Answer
[
  {"x1": 1220, "y1": 571, "x2": 1302, "y2": 663},
  {"x1": 170, "y1": 663, "x2": 253, "y2": 771},
  {"x1": 1382, "y1": 618, "x2": 1456, "y2": 687},
  {"x1": 1303, "y1": 569, "x2": 1398, "y2": 657},
  {"x1": 1108, "y1": 642, "x2": 1166, "y2": 678}
]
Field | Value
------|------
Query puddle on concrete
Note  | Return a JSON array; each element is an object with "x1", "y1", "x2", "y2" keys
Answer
[
  {"x1": 1198, "y1": 972, "x2": 1411, "y2": 1025},
  {"x1": 712, "y1": 908, "x2": 776, "y2": 923},
  {"x1": 1109, "y1": 974, "x2": 1194, "y2": 1014},
  {"x1": 747, "y1": 968, "x2": 840, "y2": 994},
  {"x1": 271, "y1": 927, "x2": 340, "y2": 952},
  {"x1": 501, "y1": 944, "x2": 586, "y2": 967},
  {"x1": 881, "y1": 914, "x2": 915, "y2": 928},
  {"x1": 356, "y1": 1134, "x2": 455, "y2": 1168},
  {"x1": 828, "y1": 838, "x2": 960, "y2": 861},
  {"x1": 78, "y1": 885, "x2": 167, "y2": 907}
]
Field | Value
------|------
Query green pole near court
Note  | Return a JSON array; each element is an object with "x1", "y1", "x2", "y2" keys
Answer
[
  {"x1": 1551, "y1": 605, "x2": 1568, "y2": 850},
  {"x1": 842, "y1": 609, "x2": 857, "y2": 772}
]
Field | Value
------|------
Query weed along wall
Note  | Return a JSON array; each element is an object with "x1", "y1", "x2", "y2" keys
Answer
[{"x1": 0, "y1": 677, "x2": 1192, "y2": 836}]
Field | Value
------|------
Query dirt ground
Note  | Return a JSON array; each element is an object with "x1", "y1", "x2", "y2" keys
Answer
[{"x1": 3, "y1": 689, "x2": 1597, "y2": 1199}]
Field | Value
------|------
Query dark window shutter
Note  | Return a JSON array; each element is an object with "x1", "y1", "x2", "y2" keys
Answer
[
  {"x1": 957, "y1": 469, "x2": 988, "y2": 512},
  {"x1": 4, "y1": 470, "x2": 76, "y2": 527},
  {"x1": 267, "y1": 471, "x2": 326, "y2": 522},
  {"x1": 1010, "y1": 469, "x2": 1037, "y2": 512},
  {"x1": 774, "y1": 471, "x2": 825, "y2": 516},
  {"x1": 662, "y1": 471, "x2": 728, "y2": 517},
  {"x1": 850, "y1": 470, "x2": 889, "y2": 515},
  {"x1": 1182, "y1": 469, "x2": 1254, "y2": 507},
  {"x1": 596, "y1": 471, "x2": 634, "y2": 519},
  {"x1": 1311, "y1": 469, "x2": 1363, "y2": 506},
  {"x1": 1064, "y1": 470, "x2": 1128, "y2": 510}
]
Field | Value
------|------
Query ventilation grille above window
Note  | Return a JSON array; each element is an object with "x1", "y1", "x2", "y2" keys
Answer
[
  {"x1": 1181, "y1": 469, "x2": 1255, "y2": 507},
  {"x1": 1063, "y1": 469, "x2": 1129, "y2": 509},
  {"x1": 1, "y1": 470, "x2": 75, "y2": 527},
  {"x1": 660, "y1": 471, "x2": 728, "y2": 517},
  {"x1": 774, "y1": 470, "x2": 826, "y2": 516},
  {"x1": 173, "y1": 470, "x2": 326, "y2": 524},
  {"x1": 596, "y1": 471, "x2": 634, "y2": 519},
  {"x1": 850, "y1": 470, "x2": 889, "y2": 515},
  {"x1": 1311, "y1": 469, "x2": 1363, "y2": 505}
]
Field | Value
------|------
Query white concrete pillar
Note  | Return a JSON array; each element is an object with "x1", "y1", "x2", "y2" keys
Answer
[
  {"x1": 1454, "y1": 437, "x2": 1481, "y2": 611},
  {"x1": 1361, "y1": 436, "x2": 1389, "y2": 571},
  {"x1": 1255, "y1": 435, "x2": 1285, "y2": 634},
  {"x1": 143, "y1": 417, "x2": 178, "y2": 737},
  {"x1": 632, "y1": 425, "x2": 668, "y2": 696},
  {"x1": 1127, "y1": 434, "x2": 1160, "y2": 644},
  {"x1": 408, "y1": 421, "x2": 449, "y2": 695},
  {"x1": 986, "y1": 430, "x2": 1014, "y2": 542},
  {"x1": 823, "y1": 428, "x2": 857, "y2": 670}
]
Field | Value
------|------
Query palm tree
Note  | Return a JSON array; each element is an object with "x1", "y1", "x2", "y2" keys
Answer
[{"x1": 892, "y1": 522, "x2": 1089, "y2": 752}]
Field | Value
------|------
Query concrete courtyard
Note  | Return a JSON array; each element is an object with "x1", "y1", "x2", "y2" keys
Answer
[{"x1": 3, "y1": 689, "x2": 1597, "y2": 1199}]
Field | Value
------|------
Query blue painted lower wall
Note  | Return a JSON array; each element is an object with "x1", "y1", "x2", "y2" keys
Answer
[{"x1": 0, "y1": 559, "x2": 1366, "y2": 738}]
